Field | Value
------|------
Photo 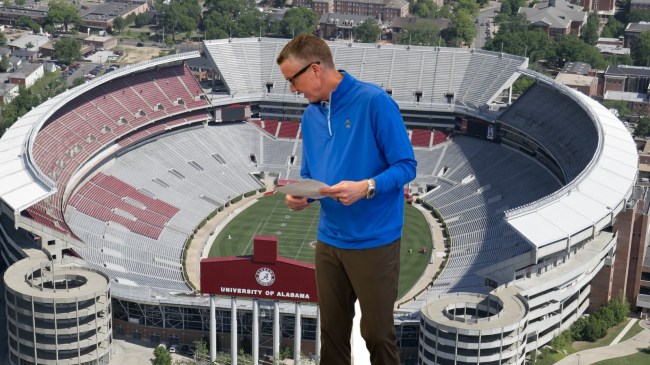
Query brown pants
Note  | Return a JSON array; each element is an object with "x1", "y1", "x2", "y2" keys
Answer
[{"x1": 316, "y1": 239, "x2": 401, "y2": 365}]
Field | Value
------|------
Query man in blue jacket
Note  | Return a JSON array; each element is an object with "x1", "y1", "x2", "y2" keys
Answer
[{"x1": 277, "y1": 34, "x2": 416, "y2": 365}]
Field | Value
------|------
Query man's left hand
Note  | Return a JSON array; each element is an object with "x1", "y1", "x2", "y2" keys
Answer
[{"x1": 319, "y1": 180, "x2": 368, "y2": 206}]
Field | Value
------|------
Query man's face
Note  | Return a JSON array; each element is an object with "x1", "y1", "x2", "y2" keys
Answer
[{"x1": 279, "y1": 57, "x2": 324, "y2": 103}]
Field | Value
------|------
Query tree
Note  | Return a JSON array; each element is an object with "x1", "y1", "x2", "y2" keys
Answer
[
  {"x1": 193, "y1": 338, "x2": 210, "y2": 363},
  {"x1": 112, "y1": 17, "x2": 126, "y2": 34},
  {"x1": 47, "y1": 0, "x2": 82, "y2": 32},
  {"x1": 500, "y1": 0, "x2": 526, "y2": 16},
  {"x1": 134, "y1": 13, "x2": 151, "y2": 28},
  {"x1": 203, "y1": 11, "x2": 234, "y2": 39},
  {"x1": 53, "y1": 38, "x2": 81, "y2": 64},
  {"x1": 551, "y1": 34, "x2": 607, "y2": 69},
  {"x1": 608, "y1": 296, "x2": 629, "y2": 324},
  {"x1": 456, "y1": 0, "x2": 480, "y2": 18},
  {"x1": 635, "y1": 114, "x2": 650, "y2": 136},
  {"x1": 16, "y1": 15, "x2": 40, "y2": 33},
  {"x1": 601, "y1": 16, "x2": 625, "y2": 38},
  {"x1": 0, "y1": 31, "x2": 5, "y2": 47},
  {"x1": 157, "y1": 0, "x2": 201, "y2": 41},
  {"x1": 72, "y1": 77, "x2": 85, "y2": 87},
  {"x1": 628, "y1": 10, "x2": 650, "y2": 23},
  {"x1": 2, "y1": 0, "x2": 11, "y2": 7},
  {"x1": 512, "y1": 76, "x2": 535, "y2": 96},
  {"x1": 15, "y1": 0, "x2": 26, "y2": 5},
  {"x1": 581, "y1": 11, "x2": 599, "y2": 46},
  {"x1": 605, "y1": 53, "x2": 634, "y2": 67},
  {"x1": 632, "y1": 30, "x2": 650, "y2": 66},
  {"x1": 497, "y1": 13, "x2": 529, "y2": 34},
  {"x1": 152, "y1": 345, "x2": 172, "y2": 365},
  {"x1": 0, "y1": 56, "x2": 10, "y2": 72},
  {"x1": 25, "y1": 41, "x2": 34, "y2": 50},
  {"x1": 450, "y1": 10, "x2": 475, "y2": 46},
  {"x1": 355, "y1": 18, "x2": 380, "y2": 43},
  {"x1": 398, "y1": 22, "x2": 441, "y2": 46},
  {"x1": 280, "y1": 7, "x2": 317, "y2": 38},
  {"x1": 603, "y1": 100, "x2": 631, "y2": 120}
]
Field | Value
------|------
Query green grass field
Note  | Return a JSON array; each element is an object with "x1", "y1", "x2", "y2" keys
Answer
[{"x1": 208, "y1": 193, "x2": 432, "y2": 298}]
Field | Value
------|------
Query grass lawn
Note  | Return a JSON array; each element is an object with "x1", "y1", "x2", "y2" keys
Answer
[
  {"x1": 532, "y1": 347, "x2": 575, "y2": 365},
  {"x1": 208, "y1": 193, "x2": 431, "y2": 298},
  {"x1": 592, "y1": 348, "x2": 650, "y2": 365},
  {"x1": 573, "y1": 319, "x2": 633, "y2": 351}
]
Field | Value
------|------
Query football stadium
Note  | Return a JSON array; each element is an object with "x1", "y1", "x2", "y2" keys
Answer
[{"x1": 0, "y1": 37, "x2": 638, "y2": 365}]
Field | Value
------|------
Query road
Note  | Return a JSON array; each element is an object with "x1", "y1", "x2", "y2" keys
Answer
[{"x1": 474, "y1": 4, "x2": 501, "y2": 49}]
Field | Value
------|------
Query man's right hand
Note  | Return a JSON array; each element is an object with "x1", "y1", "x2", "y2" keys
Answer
[{"x1": 286, "y1": 194, "x2": 310, "y2": 211}]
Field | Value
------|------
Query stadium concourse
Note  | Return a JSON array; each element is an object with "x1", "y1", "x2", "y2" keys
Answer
[{"x1": 0, "y1": 37, "x2": 638, "y2": 365}]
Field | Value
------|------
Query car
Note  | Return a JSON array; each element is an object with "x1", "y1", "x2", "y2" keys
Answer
[
  {"x1": 169, "y1": 344, "x2": 178, "y2": 353},
  {"x1": 136, "y1": 42, "x2": 144, "y2": 47},
  {"x1": 180, "y1": 345, "x2": 189, "y2": 354}
]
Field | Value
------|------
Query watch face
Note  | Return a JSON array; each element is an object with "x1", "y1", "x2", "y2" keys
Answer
[{"x1": 255, "y1": 267, "x2": 275, "y2": 286}]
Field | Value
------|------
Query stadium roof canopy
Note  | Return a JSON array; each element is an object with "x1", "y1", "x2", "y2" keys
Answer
[
  {"x1": 505, "y1": 71, "x2": 638, "y2": 250},
  {"x1": 0, "y1": 52, "x2": 199, "y2": 214}
]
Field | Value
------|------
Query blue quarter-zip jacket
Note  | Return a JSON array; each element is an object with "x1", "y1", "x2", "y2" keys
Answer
[{"x1": 300, "y1": 71, "x2": 417, "y2": 249}]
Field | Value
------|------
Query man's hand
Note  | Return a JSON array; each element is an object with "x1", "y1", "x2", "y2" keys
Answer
[
  {"x1": 319, "y1": 180, "x2": 368, "y2": 206},
  {"x1": 286, "y1": 194, "x2": 310, "y2": 211}
]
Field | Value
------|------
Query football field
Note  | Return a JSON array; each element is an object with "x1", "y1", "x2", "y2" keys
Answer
[{"x1": 208, "y1": 193, "x2": 431, "y2": 298}]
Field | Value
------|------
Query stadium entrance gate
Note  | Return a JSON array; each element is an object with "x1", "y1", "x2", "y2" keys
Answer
[{"x1": 201, "y1": 236, "x2": 319, "y2": 364}]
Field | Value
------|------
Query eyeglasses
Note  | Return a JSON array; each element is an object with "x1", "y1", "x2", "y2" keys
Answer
[{"x1": 287, "y1": 61, "x2": 320, "y2": 86}]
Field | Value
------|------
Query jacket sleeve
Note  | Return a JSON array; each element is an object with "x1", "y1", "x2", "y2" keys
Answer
[{"x1": 370, "y1": 92, "x2": 417, "y2": 195}]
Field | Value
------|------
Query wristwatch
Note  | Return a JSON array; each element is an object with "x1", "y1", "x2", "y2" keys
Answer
[{"x1": 366, "y1": 179, "x2": 376, "y2": 199}]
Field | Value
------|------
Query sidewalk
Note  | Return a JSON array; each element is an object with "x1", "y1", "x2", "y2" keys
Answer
[
  {"x1": 555, "y1": 319, "x2": 650, "y2": 365},
  {"x1": 395, "y1": 204, "x2": 446, "y2": 306}
]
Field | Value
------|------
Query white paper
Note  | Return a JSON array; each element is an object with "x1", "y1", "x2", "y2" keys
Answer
[{"x1": 275, "y1": 179, "x2": 329, "y2": 199}]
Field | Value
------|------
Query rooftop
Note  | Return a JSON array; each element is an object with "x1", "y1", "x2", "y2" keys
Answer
[
  {"x1": 603, "y1": 90, "x2": 649, "y2": 102},
  {"x1": 563, "y1": 61, "x2": 591, "y2": 74},
  {"x1": 605, "y1": 64, "x2": 650, "y2": 77},
  {"x1": 626, "y1": 22, "x2": 650, "y2": 32},
  {"x1": 555, "y1": 72, "x2": 595, "y2": 87}
]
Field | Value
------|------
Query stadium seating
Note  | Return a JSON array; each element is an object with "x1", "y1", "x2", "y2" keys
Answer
[
  {"x1": 415, "y1": 136, "x2": 561, "y2": 294},
  {"x1": 498, "y1": 82, "x2": 598, "y2": 182},
  {"x1": 26, "y1": 64, "x2": 211, "y2": 236},
  {"x1": 204, "y1": 40, "x2": 526, "y2": 107}
]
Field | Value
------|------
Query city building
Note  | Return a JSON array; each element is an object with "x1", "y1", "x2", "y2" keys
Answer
[
  {"x1": 0, "y1": 82, "x2": 19, "y2": 106},
  {"x1": 8, "y1": 63, "x2": 44, "y2": 88},
  {"x1": 555, "y1": 72, "x2": 598, "y2": 96},
  {"x1": 389, "y1": 16, "x2": 451, "y2": 44},
  {"x1": 597, "y1": 37, "x2": 631, "y2": 56},
  {"x1": 3, "y1": 252, "x2": 112, "y2": 365},
  {"x1": 519, "y1": 0, "x2": 588, "y2": 36},
  {"x1": 631, "y1": 0, "x2": 650, "y2": 13},
  {"x1": 319, "y1": 13, "x2": 377, "y2": 40},
  {"x1": 604, "y1": 65, "x2": 650, "y2": 94},
  {"x1": 568, "y1": 0, "x2": 615, "y2": 15},
  {"x1": 294, "y1": 0, "x2": 409, "y2": 21},
  {"x1": 624, "y1": 22, "x2": 650, "y2": 49}
]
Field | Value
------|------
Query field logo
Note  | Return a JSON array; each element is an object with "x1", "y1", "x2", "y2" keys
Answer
[{"x1": 255, "y1": 267, "x2": 276, "y2": 286}]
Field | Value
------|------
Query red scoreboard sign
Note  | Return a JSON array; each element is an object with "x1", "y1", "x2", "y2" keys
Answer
[{"x1": 200, "y1": 236, "x2": 318, "y2": 303}]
